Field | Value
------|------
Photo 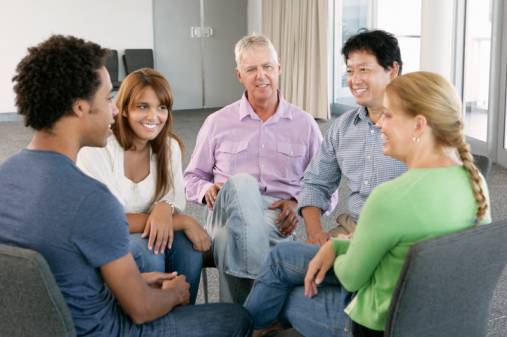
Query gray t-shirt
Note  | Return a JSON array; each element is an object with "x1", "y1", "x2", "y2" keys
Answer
[{"x1": 0, "y1": 149, "x2": 129, "y2": 337}]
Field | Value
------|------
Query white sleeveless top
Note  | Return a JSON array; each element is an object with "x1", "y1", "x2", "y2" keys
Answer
[{"x1": 77, "y1": 136, "x2": 185, "y2": 213}]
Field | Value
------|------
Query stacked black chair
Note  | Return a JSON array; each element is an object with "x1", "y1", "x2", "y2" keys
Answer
[
  {"x1": 473, "y1": 153, "x2": 492, "y2": 179},
  {"x1": 105, "y1": 49, "x2": 121, "y2": 90},
  {"x1": 123, "y1": 49, "x2": 154, "y2": 75}
]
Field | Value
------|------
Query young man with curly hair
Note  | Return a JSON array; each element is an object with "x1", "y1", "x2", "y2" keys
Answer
[{"x1": 0, "y1": 35, "x2": 252, "y2": 337}]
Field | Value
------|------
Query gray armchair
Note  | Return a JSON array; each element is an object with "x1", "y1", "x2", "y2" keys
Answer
[
  {"x1": 385, "y1": 219, "x2": 507, "y2": 337},
  {"x1": 0, "y1": 244, "x2": 76, "y2": 337}
]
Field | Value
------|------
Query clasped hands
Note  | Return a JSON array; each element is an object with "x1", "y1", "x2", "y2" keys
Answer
[{"x1": 142, "y1": 271, "x2": 190, "y2": 306}]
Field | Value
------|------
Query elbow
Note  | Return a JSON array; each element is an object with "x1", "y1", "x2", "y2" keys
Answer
[
  {"x1": 130, "y1": 314, "x2": 147, "y2": 325},
  {"x1": 124, "y1": 300, "x2": 152, "y2": 324},
  {"x1": 337, "y1": 273, "x2": 364, "y2": 293},
  {"x1": 128, "y1": 307, "x2": 150, "y2": 325},
  {"x1": 341, "y1": 280, "x2": 361, "y2": 293}
]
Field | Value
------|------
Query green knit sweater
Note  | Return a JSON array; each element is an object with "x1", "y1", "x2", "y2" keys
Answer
[{"x1": 332, "y1": 165, "x2": 491, "y2": 331}]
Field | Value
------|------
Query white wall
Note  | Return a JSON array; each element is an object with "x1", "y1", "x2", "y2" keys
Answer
[
  {"x1": 420, "y1": 0, "x2": 454, "y2": 81},
  {"x1": 247, "y1": 0, "x2": 262, "y2": 34},
  {"x1": 0, "y1": 0, "x2": 154, "y2": 114}
]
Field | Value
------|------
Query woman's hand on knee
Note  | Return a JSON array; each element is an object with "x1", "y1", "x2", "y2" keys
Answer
[
  {"x1": 143, "y1": 202, "x2": 174, "y2": 254},
  {"x1": 304, "y1": 241, "x2": 336, "y2": 297}
]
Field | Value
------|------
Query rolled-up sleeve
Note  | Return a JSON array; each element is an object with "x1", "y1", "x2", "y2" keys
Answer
[
  {"x1": 184, "y1": 116, "x2": 216, "y2": 204},
  {"x1": 297, "y1": 121, "x2": 342, "y2": 215}
]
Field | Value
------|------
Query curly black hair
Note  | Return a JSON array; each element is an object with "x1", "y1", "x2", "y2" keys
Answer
[
  {"x1": 342, "y1": 29, "x2": 403, "y2": 75},
  {"x1": 12, "y1": 35, "x2": 109, "y2": 130}
]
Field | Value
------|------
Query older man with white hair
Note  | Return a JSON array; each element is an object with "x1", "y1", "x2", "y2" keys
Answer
[{"x1": 184, "y1": 34, "x2": 322, "y2": 303}]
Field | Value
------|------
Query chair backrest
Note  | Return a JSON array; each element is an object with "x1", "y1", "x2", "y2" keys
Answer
[
  {"x1": 105, "y1": 49, "x2": 120, "y2": 90},
  {"x1": 0, "y1": 244, "x2": 76, "y2": 337},
  {"x1": 385, "y1": 220, "x2": 507, "y2": 337},
  {"x1": 123, "y1": 49, "x2": 154, "y2": 75},
  {"x1": 473, "y1": 153, "x2": 492, "y2": 179}
]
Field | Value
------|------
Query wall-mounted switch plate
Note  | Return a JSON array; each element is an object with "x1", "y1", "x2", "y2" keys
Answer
[{"x1": 191, "y1": 26, "x2": 214, "y2": 38}]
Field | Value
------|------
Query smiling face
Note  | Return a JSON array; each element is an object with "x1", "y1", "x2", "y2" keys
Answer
[
  {"x1": 123, "y1": 86, "x2": 168, "y2": 147},
  {"x1": 377, "y1": 92, "x2": 417, "y2": 162},
  {"x1": 346, "y1": 50, "x2": 397, "y2": 111},
  {"x1": 236, "y1": 46, "x2": 280, "y2": 106}
]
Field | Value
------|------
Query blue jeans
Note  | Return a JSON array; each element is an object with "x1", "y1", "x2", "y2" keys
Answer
[
  {"x1": 244, "y1": 241, "x2": 353, "y2": 337},
  {"x1": 208, "y1": 174, "x2": 292, "y2": 303},
  {"x1": 129, "y1": 231, "x2": 202, "y2": 304},
  {"x1": 118, "y1": 303, "x2": 253, "y2": 337}
]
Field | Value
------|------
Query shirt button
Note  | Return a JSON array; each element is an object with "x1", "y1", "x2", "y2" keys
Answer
[
  {"x1": 262, "y1": 144, "x2": 265, "y2": 148},
  {"x1": 364, "y1": 180, "x2": 369, "y2": 186},
  {"x1": 370, "y1": 130, "x2": 375, "y2": 134},
  {"x1": 367, "y1": 155, "x2": 371, "y2": 160}
]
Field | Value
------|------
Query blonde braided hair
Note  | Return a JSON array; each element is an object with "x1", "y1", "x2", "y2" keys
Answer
[
  {"x1": 455, "y1": 134, "x2": 488, "y2": 219},
  {"x1": 385, "y1": 71, "x2": 488, "y2": 220}
]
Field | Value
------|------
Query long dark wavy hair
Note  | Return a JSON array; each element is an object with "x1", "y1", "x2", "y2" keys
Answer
[{"x1": 113, "y1": 68, "x2": 183, "y2": 202}]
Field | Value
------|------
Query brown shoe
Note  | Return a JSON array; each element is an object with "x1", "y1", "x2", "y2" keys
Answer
[
  {"x1": 328, "y1": 213, "x2": 357, "y2": 237},
  {"x1": 328, "y1": 224, "x2": 349, "y2": 237}
]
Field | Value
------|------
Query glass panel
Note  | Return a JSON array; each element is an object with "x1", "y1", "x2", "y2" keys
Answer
[
  {"x1": 505, "y1": 94, "x2": 507, "y2": 149},
  {"x1": 333, "y1": 0, "x2": 369, "y2": 105},
  {"x1": 396, "y1": 37, "x2": 420, "y2": 74},
  {"x1": 377, "y1": 0, "x2": 421, "y2": 36},
  {"x1": 463, "y1": 0, "x2": 492, "y2": 142},
  {"x1": 376, "y1": 0, "x2": 421, "y2": 74},
  {"x1": 332, "y1": 0, "x2": 422, "y2": 108}
]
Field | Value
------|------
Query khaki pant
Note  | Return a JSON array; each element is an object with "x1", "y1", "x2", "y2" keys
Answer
[{"x1": 328, "y1": 213, "x2": 357, "y2": 237}]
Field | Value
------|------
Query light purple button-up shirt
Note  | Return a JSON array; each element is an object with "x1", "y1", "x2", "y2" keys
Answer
[{"x1": 184, "y1": 93, "x2": 323, "y2": 204}]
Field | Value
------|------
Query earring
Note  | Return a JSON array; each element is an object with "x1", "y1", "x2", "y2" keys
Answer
[{"x1": 412, "y1": 136, "x2": 420, "y2": 143}]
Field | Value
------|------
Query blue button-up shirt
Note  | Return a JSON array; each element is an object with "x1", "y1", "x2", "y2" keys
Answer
[{"x1": 298, "y1": 106, "x2": 407, "y2": 220}]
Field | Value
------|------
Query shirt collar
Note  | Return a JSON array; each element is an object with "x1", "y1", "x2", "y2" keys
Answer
[
  {"x1": 353, "y1": 106, "x2": 371, "y2": 126},
  {"x1": 238, "y1": 91, "x2": 292, "y2": 121}
]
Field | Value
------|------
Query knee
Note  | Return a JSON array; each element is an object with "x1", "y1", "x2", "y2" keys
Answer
[
  {"x1": 234, "y1": 306, "x2": 253, "y2": 334},
  {"x1": 221, "y1": 304, "x2": 253, "y2": 334},
  {"x1": 173, "y1": 231, "x2": 196, "y2": 252},
  {"x1": 129, "y1": 233, "x2": 147, "y2": 251},
  {"x1": 223, "y1": 173, "x2": 258, "y2": 194},
  {"x1": 269, "y1": 241, "x2": 296, "y2": 264},
  {"x1": 134, "y1": 250, "x2": 165, "y2": 273},
  {"x1": 129, "y1": 234, "x2": 165, "y2": 272},
  {"x1": 171, "y1": 231, "x2": 203, "y2": 263}
]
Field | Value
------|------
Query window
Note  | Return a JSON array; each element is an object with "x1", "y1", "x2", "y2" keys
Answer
[
  {"x1": 376, "y1": 0, "x2": 421, "y2": 74},
  {"x1": 463, "y1": 0, "x2": 492, "y2": 142},
  {"x1": 333, "y1": 0, "x2": 369, "y2": 108},
  {"x1": 332, "y1": 0, "x2": 421, "y2": 111}
]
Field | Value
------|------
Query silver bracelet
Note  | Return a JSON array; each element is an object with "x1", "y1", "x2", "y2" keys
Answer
[{"x1": 155, "y1": 200, "x2": 175, "y2": 214}]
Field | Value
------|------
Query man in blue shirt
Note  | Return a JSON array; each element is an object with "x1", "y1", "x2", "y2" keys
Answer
[
  {"x1": 299, "y1": 30, "x2": 407, "y2": 245},
  {"x1": 0, "y1": 35, "x2": 251, "y2": 337}
]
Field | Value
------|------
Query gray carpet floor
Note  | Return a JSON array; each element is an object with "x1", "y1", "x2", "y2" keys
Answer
[{"x1": 1, "y1": 109, "x2": 507, "y2": 336}]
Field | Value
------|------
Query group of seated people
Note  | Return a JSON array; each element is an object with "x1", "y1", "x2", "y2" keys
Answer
[{"x1": 0, "y1": 28, "x2": 490, "y2": 337}]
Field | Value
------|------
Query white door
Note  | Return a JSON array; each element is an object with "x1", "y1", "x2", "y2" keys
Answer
[{"x1": 153, "y1": 0, "x2": 246, "y2": 110}]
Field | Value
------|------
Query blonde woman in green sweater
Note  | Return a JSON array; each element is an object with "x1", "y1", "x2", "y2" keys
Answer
[{"x1": 244, "y1": 71, "x2": 491, "y2": 337}]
